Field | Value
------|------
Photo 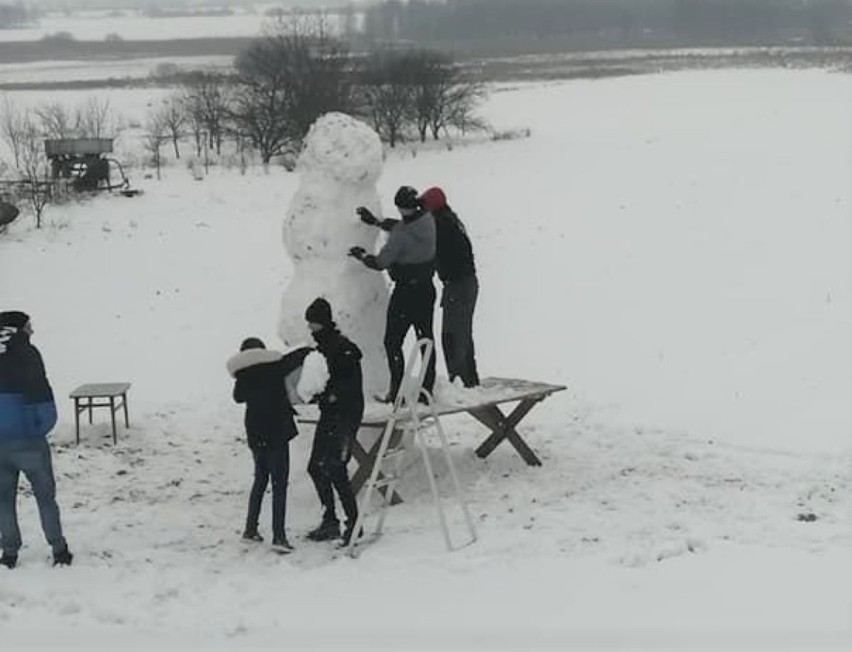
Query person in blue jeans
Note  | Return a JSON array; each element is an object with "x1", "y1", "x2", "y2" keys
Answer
[
  {"x1": 0, "y1": 310, "x2": 72, "y2": 569},
  {"x1": 227, "y1": 337, "x2": 311, "y2": 553}
]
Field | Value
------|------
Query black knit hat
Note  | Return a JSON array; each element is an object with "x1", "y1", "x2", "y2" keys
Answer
[
  {"x1": 305, "y1": 298, "x2": 333, "y2": 327},
  {"x1": 394, "y1": 185, "x2": 420, "y2": 209},
  {"x1": 240, "y1": 337, "x2": 265, "y2": 351},
  {"x1": 0, "y1": 311, "x2": 30, "y2": 330}
]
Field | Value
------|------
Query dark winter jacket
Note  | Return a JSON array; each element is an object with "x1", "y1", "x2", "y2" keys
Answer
[
  {"x1": 311, "y1": 327, "x2": 364, "y2": 423},
  {"x1": 363, "y1": 209, "x2": 436, "y2": 283},
  {"x1": 228, "y1": 347, "x2": 311, "y2": 450},
  {"x1": 433, "y1": 206, "x2": 476, "y2": 283},
  {"x1": 0, "y1": 326, "x2": 57, "y2": 443}
]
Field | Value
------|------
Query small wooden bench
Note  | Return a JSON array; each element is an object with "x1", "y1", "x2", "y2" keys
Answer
[
  {"x1": 69, "y1": 382, "x2": 131, "y2": 445},
  {"x1": 297, "y1": 377, "x2": 565, "y2": 503}
]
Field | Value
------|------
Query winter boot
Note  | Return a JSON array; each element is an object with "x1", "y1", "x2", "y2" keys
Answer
[
  {"x1": 52, "y1": 546, "x2": 73, "y2": 567},
  {"x1": 241, "y1": 530, "x2": 264, "y2": 543},
  {"x1": 306, "y1": 519, "x2": 340, "y2": 542},
  {"x1": 375, "y1": 384, "x2": 402, "y2": 404},
  {"x1": 340, "y1": 522, "x2": 364, "y2": 547},
  {"x1": 0, "y1": 552, "x2": 17, "y2": 569},
  {"x1": 272, "y1": 536, "x2": 294, "y2": 553}
]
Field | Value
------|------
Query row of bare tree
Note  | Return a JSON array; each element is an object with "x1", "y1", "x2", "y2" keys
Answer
[
  {"x1": 0, "y1": 17, "x2": 487, "y2": 226},
  {"x1": 145, "y1": 17, "x2": 486, "y2": 166}
]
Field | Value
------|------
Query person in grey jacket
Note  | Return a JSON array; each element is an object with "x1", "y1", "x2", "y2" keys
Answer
[
  {"x1": 0, "y1": 311, "x2": 72, "y2": 569},
  {"x1": 349, "y1": 185, "x2": 437, "y2": 403}
]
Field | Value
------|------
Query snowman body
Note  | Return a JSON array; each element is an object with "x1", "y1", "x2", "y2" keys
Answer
[{"x1": 279, "y1": 113, "x2": 389, "y2": 396}]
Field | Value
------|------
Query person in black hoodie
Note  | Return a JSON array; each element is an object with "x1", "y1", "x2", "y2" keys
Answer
[
  {"x1": 350, "y1": 185, "x2": 437, "y2": 403},
  {"x1": 0, "y1": 311, "x2": 72, "y2": 569},
  {"x1": 227, "y1": 338, "x2": 311, "y2": 552},
  {"x1": 303, "y1": 298, "x2": 364, "y2": 546},
  {"x1": 420, "y1": 187, "x2": 480, "y2": 387}
]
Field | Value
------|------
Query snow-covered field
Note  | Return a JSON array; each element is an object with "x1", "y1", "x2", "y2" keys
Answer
[
  {"x1": 0, "y1": 69, "x2": 850, "y2": 650},
  {"x1": 0, "y1": 55, "x2": 234, "y2": 85},
  {"x1": 0, "y1": 9, "x2": 271, "y2": 43}
]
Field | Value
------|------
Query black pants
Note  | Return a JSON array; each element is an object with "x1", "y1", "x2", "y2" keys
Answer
[
  {"x1": 307, "y1": 414, "x2": 359, "y2": 526},
  {"x1": 384, "y1": 279, "x2": 437, "y2": 400},
  {"x1": 441, "y1": 274, "x2": 480, "y2": 387},
  {"x1": 246, "y1": 443, "x2": 289, "y2": 539}
]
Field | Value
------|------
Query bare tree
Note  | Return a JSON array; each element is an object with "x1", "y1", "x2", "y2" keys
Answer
[
  {"x1": 230, "y1": 36, "x2": 294, "y2": 164},
  {"x1": 440, "y1": 78, "x2": 488, "y2": 137},
  {"x1": 230, "y1": 13, "x2": 353, "y2": 163},
  {"x1": 360, "y1": 50, "x2": 416, "y2": 148},
  {"x1": 159, "y1": 95, "x2": 186, "y2": 159},
  {"x1": 75, "y1": 97, "x2": 117, "y2": 139},
  {"x1": 18, "y1": 119, "x2": 51, "y2": 229},
  {"x1": 408, "y1": 51, "x2": 445, "y2": 143},
  {"x1": 35, "y1": 103, "x2": 75, "y2": 139},
  {"x1": 182, "y1": 72, "x2": 232, "y2": 155},
  {"x1": 143, "y1": 111, "x2": 166, "y2": 180},
  {"x1": 181, "y1": 92, "x2": 206, "y2": 158},
  {"x1": 0, "y1": 95, "x2": 26, "y2": 168},
  {"x1": 400, "y1": 49, "x2": 488, "y2": 142}
]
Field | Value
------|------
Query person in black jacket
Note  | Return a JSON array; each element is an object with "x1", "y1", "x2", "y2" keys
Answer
[
  {"x1": 303, "y1": 298, "x2": 364, "y2": 546},
  {"x1": 420, "y1": 187, "x2": 480, "y2": 387},
  {"x1": 351, "y1": 185, "x2": 437, "y2": 403},
  {"x1": 227, "y1": 338, "x2": 311, "y2": 552},
  {"x1": 0, "y1": 310, "x2": 72, "y2": 569}
]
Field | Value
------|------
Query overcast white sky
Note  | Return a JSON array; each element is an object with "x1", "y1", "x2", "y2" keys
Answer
[{"x1": 26, "y1": 0, "x2": 352, "y2": 7}]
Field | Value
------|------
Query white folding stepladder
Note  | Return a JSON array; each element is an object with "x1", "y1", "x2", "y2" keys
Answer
[{"x1": 345, "y1": 338, "x2": 477, "y2": 558}]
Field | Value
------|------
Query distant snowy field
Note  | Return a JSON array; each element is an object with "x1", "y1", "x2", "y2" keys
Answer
[
  {"x1": 0, "y1": 8, "x2": 272, "y2": 43},
  {"x1": 0, "y1": 8, "x2": 331, "y2": 84},
  {"x1": 0, "y1": 56, "x2": 234, "y2": 84},
  {"x1": 0, "y1": 70, "x2": 850, "y2": 650}
]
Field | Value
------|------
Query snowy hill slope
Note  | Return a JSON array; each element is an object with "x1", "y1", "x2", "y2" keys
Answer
[{"x1": 0, "y1": 70, "x2": 849, "y2": 649}]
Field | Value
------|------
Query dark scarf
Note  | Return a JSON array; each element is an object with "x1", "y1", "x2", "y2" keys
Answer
[{"x1": 311, "y1": 326, "x2": 342, "y2": 355}]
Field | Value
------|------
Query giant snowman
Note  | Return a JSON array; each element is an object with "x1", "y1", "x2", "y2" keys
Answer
[{"x1": 279, "y1": 112, "x2": 389, "y2": 397}]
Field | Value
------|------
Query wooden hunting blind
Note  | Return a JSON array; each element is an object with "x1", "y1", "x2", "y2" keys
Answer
[{"x1": 44, "y1": 138, "x2": 129, "y2": 192}]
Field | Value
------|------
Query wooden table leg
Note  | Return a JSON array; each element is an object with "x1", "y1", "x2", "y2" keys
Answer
[
  {"x1": 109, "y1": 396, "x2": 117, "y2": 445},
  {"x1": 74, "y1": 398, "x2": 80, "y2": 446},
  {"x1": 350, "y1": 427, "x2": 403, "y2": 504},
  {"x1": 87, "y1": 398, "x2": 93, "y2": 425},
  {"x1": 122, "y1": 392, "x2": 130, "y2": 427},
  {"x1": 469, "y1": 398, "x2": 543, "y2": 466}
]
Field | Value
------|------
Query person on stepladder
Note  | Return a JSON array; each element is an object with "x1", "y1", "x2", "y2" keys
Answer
[
  {"x1": 303, "y1": 298, "x2": 365, "y2": 546},
  {"x1": 227, "y1": 337, "x2": 312, "y2": 553},
  {"x1": 349, "y1": 185, "x2": 437, "y2": 404},
  {"x1": 419, "y1": 187, "x2": 480, "y2": 388}
]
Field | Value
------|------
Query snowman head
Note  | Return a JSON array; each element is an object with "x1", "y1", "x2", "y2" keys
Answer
[{"x1": 298, "y1": 112, "x2": 383, "y2": 187}]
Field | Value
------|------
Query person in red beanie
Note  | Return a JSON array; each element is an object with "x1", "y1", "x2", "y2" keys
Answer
[{"x1": 419, "y1": 187, "x2": 480, "y2": 388}]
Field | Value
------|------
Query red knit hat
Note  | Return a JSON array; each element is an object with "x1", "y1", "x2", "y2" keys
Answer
[{"x1": 420, "y1": 187, "x2": 447, "y2": 213}]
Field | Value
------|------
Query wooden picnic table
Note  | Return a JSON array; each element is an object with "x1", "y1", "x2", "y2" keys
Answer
[
  {"x1": 69, "y1": 382, "x2": 131, "y2": 445},
  {"x1": 296, "y1": 377, "x2": 565, "y2": 503}
]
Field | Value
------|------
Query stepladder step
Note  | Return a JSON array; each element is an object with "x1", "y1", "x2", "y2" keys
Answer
[
  {"x1": 372, "y1": 474, "x2": 399, "y2": 489},
  {"x1": 381, "y1": 448, "x2": 407, "y2": 463}
]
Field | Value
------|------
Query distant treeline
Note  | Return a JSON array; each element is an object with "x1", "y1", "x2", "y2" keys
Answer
[
  {"x1": 0, "y1": 2, "x2": 37, "y2": 29},
  {"x1": 359, "y1": 0, "x2": 852, "y2": 47}
]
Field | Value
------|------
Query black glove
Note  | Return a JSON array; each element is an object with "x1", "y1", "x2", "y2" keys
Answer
[
  {"x1": 348, "y1": 246, "x2": 366, "y2": 260},
  {"x1": 356, "y1": 207, "x2": 379, "y2": 226}
]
